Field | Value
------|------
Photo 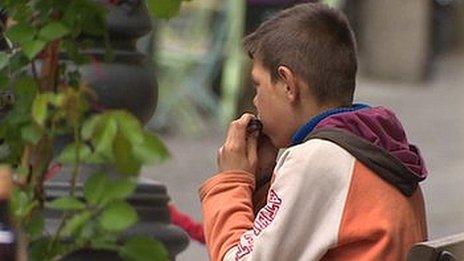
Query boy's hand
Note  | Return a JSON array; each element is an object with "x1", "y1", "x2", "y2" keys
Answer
[
  {"x1": 217, "y1": 113, "x2": 258, "y2": 174},
  {"x1": 255, "y1": 134, "x2": 278, "y2": 183}
]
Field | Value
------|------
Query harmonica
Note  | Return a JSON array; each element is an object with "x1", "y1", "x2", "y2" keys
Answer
[{"x1": 246, "y1": 118, "x2": 263, "y2": 134}]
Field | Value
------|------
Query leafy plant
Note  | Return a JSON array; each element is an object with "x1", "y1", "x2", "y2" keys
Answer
[{"x1": 0, "y1": 0, "x2": 189, "y2": 260}]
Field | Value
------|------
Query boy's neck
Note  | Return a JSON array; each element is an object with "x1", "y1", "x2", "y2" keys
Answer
[
  {"x1": 297, "y1": 100, "x2": 344, "y2": 127},
  {"x1": 279, "y1": 100, "x2": 345, "y2": 147}
]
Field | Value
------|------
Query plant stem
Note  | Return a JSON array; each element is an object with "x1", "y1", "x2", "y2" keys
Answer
[
  {"x1": 41, "y1": 40, "x2": 60, "y2": 92},
  {"x1": 70, "y1": 124, "x2": 80, "y2": 197},
  {"x1": 49, "y1": 213, "x2": 68, "y2": 254},
  {"x1": 31, "y1": 137, "x2": 53, "y2": 207},
  {"x1": 31, "y1": 59, "x2": 38, "y2": 80},
  {"x1": 16, "y1": 230, "x2": 29, "y2": 261},
  {"x1": 17, "y1": 146, "x2": 32, "y2": 187}
]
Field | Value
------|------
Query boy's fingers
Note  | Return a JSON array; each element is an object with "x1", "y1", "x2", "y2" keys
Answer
[
  {"x1": 247, "y1": 132, "x2": 259, "y2": 170},
  {"x1": 225, "y1": 113, "x2": 255, "y2": 148}
]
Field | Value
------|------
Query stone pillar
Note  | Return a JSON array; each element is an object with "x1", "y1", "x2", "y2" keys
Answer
[
  {"x1": 358, "y1": 0, "x2": 432, "y2": 82},
  {"x1": 457, "y1": 1, "x2": 464, "y2": 49}
]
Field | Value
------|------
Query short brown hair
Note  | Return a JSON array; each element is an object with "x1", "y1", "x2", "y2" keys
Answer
[{"x1": 243, "y1": 3, "x2": 357, "y2": 106}]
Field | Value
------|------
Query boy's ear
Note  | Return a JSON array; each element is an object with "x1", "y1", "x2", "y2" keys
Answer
[{"x1": 277, "y1": 65, "x2": 299, "y2": 103}]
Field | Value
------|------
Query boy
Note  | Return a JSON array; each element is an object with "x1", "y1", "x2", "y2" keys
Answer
[{"x1": 199, "y1": 3, "x2": 427, "y2": 260}]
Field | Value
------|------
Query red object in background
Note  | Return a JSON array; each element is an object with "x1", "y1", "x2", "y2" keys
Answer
[
  {"x1": 44, "y1": 163, "x2": 62, "y2": 181},
  {"x1": 168, "y1": 204, "x2": 205, "y2": 244}
]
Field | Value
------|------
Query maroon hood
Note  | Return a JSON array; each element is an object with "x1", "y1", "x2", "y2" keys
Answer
[{"x1": 315, "y1": 106, "x2": 427, "y2": 180}]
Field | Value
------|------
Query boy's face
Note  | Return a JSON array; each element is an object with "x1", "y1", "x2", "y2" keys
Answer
[{"x1": 251, "y1": 60, "x2": 295, "y2": 148}]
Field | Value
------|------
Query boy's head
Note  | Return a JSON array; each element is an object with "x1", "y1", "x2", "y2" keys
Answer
[{"x1": 243, "y1": 3, "x2": 357, "y2": 148}]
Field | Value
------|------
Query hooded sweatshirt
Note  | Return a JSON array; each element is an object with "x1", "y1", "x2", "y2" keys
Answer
[{"x1": 199, "y1": 105, "x2": 428, "y2": 261}]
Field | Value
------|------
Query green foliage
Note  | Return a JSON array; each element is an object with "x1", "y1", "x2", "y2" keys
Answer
[
  {"x1": 38, "y1": 22, "x2": 70, "y2": 42},
  {"x1": 83, "y1": 172, "x2": 136, "y2": 205},
  {"x1": 47, "y1": 197, "x2": 86, "y2": 210},
  {"x1": 10, "y1": 188, "x2": 36, "y2": 219},
  {"x1": 1, "y1": 0, "x2": 184, "y2": 259},
  {"x1": 20, "y1": 123, "x2": 43, "y2": 145},
  {"x1": 31, "y1": 93, "x2": 53, "y2": 126},
  {"x1": 106, "y1": 179, "x2": 137, "y2": 202},
  {"x1": 26, "y1": 214, "x2": 45, "y2": 240},
  {"x1": 147, "y1": 0, "x2": 183, "y2": 19},
  {"x1": 0, "y1": 53, "x2": 8, "y2": 70},
  {"x1": 98, "y1": 201, "x2": 138, "y2": 232},
  {"x1": 83, "y1": 172, "x2": 108, "y2": 205},
  {"x1": 5, "y1": 24, "x2": 35, "y2": 46},
  {"x1": 22, "y1": 40, "x2": 47, "y2": 60},
  {"x1": 81, "y1": 111, "x2": 169, "y2": 174},
  {"x1": 61, "y1": 210, "x2": 92, "y2": 237},
  {"x1": 57, "y1": 143, "x2": 92, "y2": 164},
  {"x1": 120, "y1": 236, "x2": 169, "y2": 261}
]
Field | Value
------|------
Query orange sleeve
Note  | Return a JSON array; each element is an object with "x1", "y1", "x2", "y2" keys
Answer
[{"x1": 199, "y1": 170, "x2": 255, "y2": 261}]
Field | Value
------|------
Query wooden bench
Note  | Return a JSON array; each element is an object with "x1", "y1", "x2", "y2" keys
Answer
[{"x1": 408, "y1": 233, "x2": 464, "y2": 261}]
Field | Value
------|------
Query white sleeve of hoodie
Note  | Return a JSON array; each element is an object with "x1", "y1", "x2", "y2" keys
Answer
[{"x1": 223, "y1": 139, "x2": 356, "y2": 261}]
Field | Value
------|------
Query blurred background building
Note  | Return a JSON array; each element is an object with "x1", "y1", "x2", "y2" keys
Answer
[{"x1": 141, "y1": 0, "x2": 464, "y2": 259}]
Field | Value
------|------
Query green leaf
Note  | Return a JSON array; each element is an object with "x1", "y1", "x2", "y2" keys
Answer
[
  {"x1": 10, "y1": 188, "x2": 32, "y2": 218},
  {"x1": 38, "y1": 22, "x2": 70, "y2": 41},
  {"x1": 31, "y1": 93, "x2": 52, "y2": 126},
  {"x1": 29, "y1": 237, "x2": 68, "y2": 261},
  {"x1": 98, "y1": 201, "x2": 138, "y2": 232},
  {"x1": 89, "y1": 231, "x2": 120, "y2": 250},
  {"x1": 113, "y1": 132, "x2": 141, "y2": 175},
  {"x1": 0, "y1": 75, "x2": 8, "y2": 90},
  {"x1": 120, "y1": 236, "x2": 169, "y2": 261},
  {"x1": 29, "y1": 238, "x2": 51, "y2": 261},
  {"x1": 0, "y1": 53, "x2": 8, "y2": 71},
  {"x1": 57, "y1": 142, "x2": 92, "y2": 164},
  {"x1": 22, "y1": 39, "x2": 47, "y2": 60},
  {"x1": 62, "y1": 210, "x2": 92, "y2": 237},
  {"x1": 113, "y1": 111, "x2": 144, "y2": 144},
  {"x1": 14, "y1": 77, "x2": 38, "y2": 101},
  {"x1": 21, "y1": 123, "x2": 43, "y2": 145},
  {"x1": 93, "y1": 116, "x2": 117, "y2": 157},
  {"x1": 81, "y1": 114, "x2": 103, "y2": 140},
  {"x1": 106, "y1": 179, "x2": 136, "y2": 201},
  {"x1": 146, "y1": 0, "x2": 182, "y2": 19},
  {"x1": 86, "y1": 152, "x2": 106, "y2": 165},
  {"x1": 26, "y1": 213, "x2": 44, "y2": 240},
  {"x1": 78, "y1": 219, "x2": 98, "y2": 242},
  {"x1": 83, "y1": 172, "x2": 108, "y2": 205},
  {"x1": 5, "y1": 24, "x2": 35, "y2": 45},
  {"x1": 63, "y1": 40, "x2": 89, "y2": 65},
  {"x1": 133, "y1": 133, "x2": 169, "y2": 164},
  {"x1": 16, "y1": 166, "x2": 30, "y2": 177},
  {"x1": 7, "y1": 52, "x2": 30, "y2": 72},
  {"x1": 47, "y1": 196, "x2": 86, "y2": 210}
]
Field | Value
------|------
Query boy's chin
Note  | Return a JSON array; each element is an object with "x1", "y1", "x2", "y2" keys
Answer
[{"x1": 264, "y1": 134, "x2": 285, "y2": 149}]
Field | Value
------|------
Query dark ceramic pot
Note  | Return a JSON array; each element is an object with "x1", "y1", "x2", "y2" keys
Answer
[
  {"x1": 45, "y1": 181, "x2": 190, "y2": 260},
  {"x1": 76, "y1": 0, "x2": 158, "y2": 124},
  {"x1": 61, "y1": 249, "x2": 122, "y2": 261},
  {"x1": 78, "y1": 48, "x2": 158, "y2": 123}
]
